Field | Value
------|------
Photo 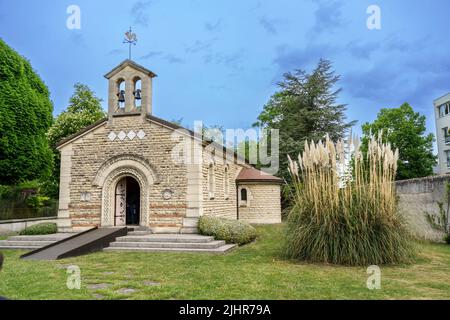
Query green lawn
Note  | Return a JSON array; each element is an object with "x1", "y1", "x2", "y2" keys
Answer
[{"x1": 0, "y1": 224, "x2": 449, "y2": 300}]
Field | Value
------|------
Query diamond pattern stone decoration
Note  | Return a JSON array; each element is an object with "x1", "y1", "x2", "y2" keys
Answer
[
  {"x1": 108, "y1": 132, "x2": 117, "y2": 141},
  {"x1": 127, "y1": 130, "x2": 136, "y2": 140},
  {"x1": 118, "y1": 131, "x2": 127, "y2": 141},
  {"x1": 137, "y1": 130, "x2": 146, "y2": 140}
]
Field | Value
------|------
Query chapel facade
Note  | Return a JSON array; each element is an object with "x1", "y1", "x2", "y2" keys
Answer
[{"x1": 56, "y1": 60, "x2": 282, "y2": 233}]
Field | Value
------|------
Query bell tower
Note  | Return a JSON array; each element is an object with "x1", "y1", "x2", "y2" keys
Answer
[{"x1": 104, "y1": 59, "x2": 157, "y2": 123}]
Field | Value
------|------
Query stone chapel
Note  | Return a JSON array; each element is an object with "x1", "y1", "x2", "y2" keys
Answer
[{"x1": 56, "y1": 60, "x2": 282, "y2": 233}]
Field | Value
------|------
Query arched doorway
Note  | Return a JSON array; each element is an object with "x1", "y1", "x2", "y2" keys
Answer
[{"x1": 114, "y1": 177, "x2": 141, "y2": 226}]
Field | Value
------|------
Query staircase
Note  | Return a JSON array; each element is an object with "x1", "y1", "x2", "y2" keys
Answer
[
  {"x1": 0, "y1": 227, "x2": 237, "y2": 255},
  {"x1": 104, "y1": 234, "x2": 237, "y2": 254},
  {"x1": 0, "y1": 233, "x2": 73, "y2": 250},
  {"x1": 126, "y1": 226, "x2": 152, "y2": 236}
]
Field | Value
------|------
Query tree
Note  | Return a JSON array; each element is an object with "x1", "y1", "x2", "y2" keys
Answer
[
  {"x1": 361, "y1": 103, "x2": 436, "y2": 180},
  {"x1": 46, "y1": 83, "x2": 105, "y2": 196},
  {"x1": 254, "y1": 59, "x2": 355, "y2": 181},
  {"x1": 0, "y1": 39, "x2": 54, "y2": 184},
  {"x1": 47, "y1": 83, "x2": 105, "y2": 147}
]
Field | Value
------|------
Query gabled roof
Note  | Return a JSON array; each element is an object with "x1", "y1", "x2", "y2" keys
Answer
[
  {"x1": 55, "y1": 113, "x2": 284, "y2": 185},
  {"x1": 104, "y1": 59, "x2": 157, "y2": 79},
  {"x1": 55, "y1": 114, "x2": 245, "y2": 165},
  {"x1": 55, "y1": 117, "x2": 108, "y2": 149},
  {"x1": 236, "y1": 167, "x2": 283, "y2": 184}
]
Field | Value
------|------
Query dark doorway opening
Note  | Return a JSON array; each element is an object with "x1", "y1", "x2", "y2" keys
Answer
[{"x1": 126, "y1": 177, "x2": 140, "y2": 226}]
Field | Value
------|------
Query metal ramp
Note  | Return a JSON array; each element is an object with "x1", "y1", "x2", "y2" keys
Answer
[{"x1": 20, "y1": 227, "x2": 128, "y2": 260}]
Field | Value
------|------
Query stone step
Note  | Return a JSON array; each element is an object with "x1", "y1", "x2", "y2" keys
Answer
[
  {"x1": 109, "y1": 240, "x2": 226, "y2": 249},
  {"x1": 116, "y1": 234, "x2": 214, "y2": 243},
  {"x1": 128, "y1": 231, "x2": 152, "y2": 236},
  {"x1": 0, "y1": 233, "x2": 74, "y2": 250},
  {"x1": 7, "y1": 234, "x2": 73, "y2": 242},
  {"x1": 180, "y1": 227, "x2": 198, "y2": 234},
  {"x1": 104, "y1": 244, "x2": 237, "y2": 254},
  {"x1": 0, "y1": 240, "x2": 54, "y2": 247},
  {"x1": 126, "y1": 226, "x2": 150, "y2": 232},
  {"x1": 0, "y1": 245, "x2": 42, "y2": 250}
]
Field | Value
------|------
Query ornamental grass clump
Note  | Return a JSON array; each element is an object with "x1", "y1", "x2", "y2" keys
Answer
[{"x1": 285, "y1": 134, "x2": 414, "y2": 265}]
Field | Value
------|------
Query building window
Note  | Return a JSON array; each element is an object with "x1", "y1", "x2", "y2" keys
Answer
[
  {"x1": 116, "y1": 79, "x2": 126, "y2": 112},
  {"x1": 224, "y1": 166, "x2": 230, "y2": 199},
  {"x1": 240, "y1": 188, "x2": 247, "y2": 201},
  {"x1": 439, "y1": 103, "x2": 450, "y2": 118},
  {"x1": 444, "y1": 127, "x2": 450, "y2": 144},
  {"x1": 240, "y1": 188, "x2": 249, "y2": 207},
  {"x1": 446, "y1": 151, "x2": 450, "y2": 168},
  {"x1": 208, "y1": 163, "x2": 215, "y2": 199},
  {"x1": 133, "y1": 77, "x2": 142, "y2": 110}
]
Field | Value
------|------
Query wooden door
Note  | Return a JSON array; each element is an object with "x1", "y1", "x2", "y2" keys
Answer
[{"x1": 115, "y1": 178, "x2": 127, "y2": 226}]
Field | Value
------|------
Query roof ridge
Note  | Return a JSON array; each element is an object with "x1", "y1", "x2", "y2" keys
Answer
[{"x1": 104, "y1": 59, "x2": 157, "y2": 79}]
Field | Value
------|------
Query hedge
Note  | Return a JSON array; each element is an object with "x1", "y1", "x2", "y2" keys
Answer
[
  {"x1": 20, "y1": 223, "x2": 57, "y2": 235},
  {"x1": 198, "y1": 216, "x2": 257, "y2": 245}
]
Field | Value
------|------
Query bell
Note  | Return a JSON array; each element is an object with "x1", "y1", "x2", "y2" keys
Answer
[
  {"x1": 117, "y1": 90, "x2": 125, "y2": 103},
  {"x1": 134, "y1": 89, "x2": 142, "y2": 100}
]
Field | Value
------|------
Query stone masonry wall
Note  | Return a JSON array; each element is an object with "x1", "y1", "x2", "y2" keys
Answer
[
  {"x1": 199, "y1": 147, "x2": 283, "y2": 224},
  {"x1": 396, "y1": 175, "x2": 449, "y2": 242},
  {"x1": 238, "y1": 184, "x2": 282, "y2": 224},
  {"x1": 201, "y1": 149, "x2": 241, "y2": 220},
  {"x1": 65, "y1": 115, "x2": 188, "y2": 231},
  {"x1": 60, "y1": 114, "x2": 283, "y2": 231}
]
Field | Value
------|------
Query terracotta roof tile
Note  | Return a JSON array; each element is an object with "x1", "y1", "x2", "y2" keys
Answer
[{"x1": 236, "y1": 167, "x2": 283, "y2": 184}]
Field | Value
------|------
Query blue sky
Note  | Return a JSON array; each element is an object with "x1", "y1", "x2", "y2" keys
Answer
[{"x1": 1, "y1": 0, "x2": 449, "y2": 147}]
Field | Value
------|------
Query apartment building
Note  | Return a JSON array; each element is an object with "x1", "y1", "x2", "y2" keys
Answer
[{"x1": 434, "y1": 93, "x2": 450, "y2": 174}]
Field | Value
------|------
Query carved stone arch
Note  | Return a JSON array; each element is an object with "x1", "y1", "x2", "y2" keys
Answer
[
  {"x1": 101, "y1": 166, "x2": 150, "y2": 227},
  {"x1": 93, "y1": 154, "x2": 159, "y2": 227},
  {"x1": 93, "y1": 154, "x2": 161, "y2": 187}
]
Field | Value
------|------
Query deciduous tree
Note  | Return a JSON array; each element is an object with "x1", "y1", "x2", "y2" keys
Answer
[{"x1": 361, "y1": 103, "x2": 436, "y2": 180}]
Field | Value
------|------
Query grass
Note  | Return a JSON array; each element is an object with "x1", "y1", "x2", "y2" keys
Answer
[{"x1": 0, "y1": 224, "x2": 449, "y2": 300}]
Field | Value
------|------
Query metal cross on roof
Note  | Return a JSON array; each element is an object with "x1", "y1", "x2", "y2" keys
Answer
[{"x1": 123, "y1": 27, "x2": 138, "y2": 60}]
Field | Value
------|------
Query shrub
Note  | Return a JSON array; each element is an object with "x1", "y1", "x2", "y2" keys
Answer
[
  {"x1": 285, "y1": 134, "x2": 415, "y2": 265},
  {"x1": 25, "y1": 195, "x2": 50, "y2": 209},
  {"x1": 20, "y1": 223, "x2": 57, "y2": 235},
  {"x1": 445, "y1": 234, "x2": 450, "y2": 245},
  {"x1": 199, "y1": 216, "x2": 257, "y2": 245},
  {"x1": 0, "y1": 185, "x2": 13, "y2": 200}
]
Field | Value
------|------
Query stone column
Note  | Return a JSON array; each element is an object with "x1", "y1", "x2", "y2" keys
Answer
[
  {"x1": 182, "y1": 140, "x2": 203, "y2": 233},
  {"x1": 57, "y1": 144, "x2": 73, "y2": 232},
  {"x1": 125, "y1": 78, "x2": 134, "y2": 112},
  {"x1": 141, "y1": 77, "x2": 152, "y2": 120},
  {"x1": 107, "y1": 79, "x2": 117, "y2": 124}
]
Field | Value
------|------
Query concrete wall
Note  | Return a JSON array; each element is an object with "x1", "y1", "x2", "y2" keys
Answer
[
  {"x1": 0, "y1": 217, "x2": 58, "y2": 233},
  {"x1": 396, "y1": 175, "x2": 449, "y2": 241}
]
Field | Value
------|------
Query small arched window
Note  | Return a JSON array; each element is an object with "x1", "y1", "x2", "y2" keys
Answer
[
  {"x1": 133, "y1": 77, "x2": 142, "y2": 110},
  {"x1": 240, "y1": 188, "x2": 249, "y2": 207},
  {"x1": 240, "y1": 188, "x2": 247, "y2": 201},
  {"x1": 224, "y1": 166, "x2": 230, "y2": 199},
  {"x1": 208, "y1": 163, "x2": 215, "y2": 199},
  {"x1": 116, "y1": 79, "x2": 126, "y2": 112}
]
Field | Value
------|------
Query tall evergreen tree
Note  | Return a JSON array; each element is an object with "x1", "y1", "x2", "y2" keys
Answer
[
  {"x1": 254, "y1": 59, "x2": 355, "y2": 181},
  {"x1": 0, "y1": 39, "x2": 54, "y2": 184}
]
